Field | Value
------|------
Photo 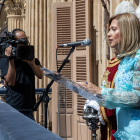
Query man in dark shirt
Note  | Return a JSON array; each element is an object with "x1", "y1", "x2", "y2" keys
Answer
[{"x1": 0, "y1": 29, "x2": 43, "y2": 120}]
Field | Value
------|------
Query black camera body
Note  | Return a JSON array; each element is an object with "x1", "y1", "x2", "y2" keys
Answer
[
  {"x1": 0, "y1": 31, "x2": 34, "y2": 60},
  {"x1": 12, "y1": 45, "x2": 34, "y2": 60}
]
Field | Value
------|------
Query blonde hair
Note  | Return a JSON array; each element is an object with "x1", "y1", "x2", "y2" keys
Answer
[{"x1": 108, "y1": 13, "x2": 140, "y2": 58}]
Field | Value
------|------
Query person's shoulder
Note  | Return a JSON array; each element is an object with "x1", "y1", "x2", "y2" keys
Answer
[
  {"x1": 35, "y1": 58, "x2": 41, "y2": 66},
  {"x1": 35, "y1": 58, "x2": 40, "y2": 63},
  {"x1": 136, "y1": 49, "x2": 140, "y2": 55},
  {"x1": 35, "y1": 58, "x2": 39, "y2": 61},
  {"x1": 109, "y1": 57, "x2": 120, "y2": 64},
  {"x1": 134, "y1": 49, "x2": 140, "y2": 61}
]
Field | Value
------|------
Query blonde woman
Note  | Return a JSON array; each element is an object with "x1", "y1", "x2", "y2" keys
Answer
[{"x1": 79, "y1": 13, "x2": 140, "y2": 139}]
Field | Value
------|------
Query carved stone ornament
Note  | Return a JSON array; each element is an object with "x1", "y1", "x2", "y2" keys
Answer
[
  {"x1": 4, "y1": 0, "x2": 24, "y2": 15},
  {"x1": 23, "y1": 0, "x2": 26, "y2": 14}
]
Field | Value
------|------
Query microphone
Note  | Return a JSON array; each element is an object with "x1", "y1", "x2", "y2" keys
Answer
[{"x1": 59, "y1": 39, "x2": 91, "y2": 47}]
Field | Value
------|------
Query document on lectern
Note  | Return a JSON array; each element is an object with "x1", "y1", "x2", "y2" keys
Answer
[{"x1": 41, "y1": 68, "x2": 105, "y2": 102}]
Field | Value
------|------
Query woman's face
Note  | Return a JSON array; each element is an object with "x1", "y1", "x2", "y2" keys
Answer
[{"x1": 107, "y1": 19, "x2": 120, "y2": 53}]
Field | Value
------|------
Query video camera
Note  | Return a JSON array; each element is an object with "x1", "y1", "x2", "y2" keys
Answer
[{"x1": 0, "y1": 31, "x2": 34, "y2": 60}]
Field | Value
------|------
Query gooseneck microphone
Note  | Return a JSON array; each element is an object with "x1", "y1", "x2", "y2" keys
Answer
[{"x1": 59, "y1": 39, "x2": 91, "y2": 47}]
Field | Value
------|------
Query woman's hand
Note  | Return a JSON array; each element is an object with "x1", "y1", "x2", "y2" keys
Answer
[{"x1": 78, "y1": 82, "x2": 102, "y2": 95}]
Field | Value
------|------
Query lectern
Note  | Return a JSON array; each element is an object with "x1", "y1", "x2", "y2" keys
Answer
[{"x1": 42, "y1": 68, "x2": 104, "y2": 140}]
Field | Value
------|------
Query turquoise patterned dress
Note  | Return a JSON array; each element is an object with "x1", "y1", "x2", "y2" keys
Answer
[{"x1": 100, "y1": 49, "x2": 140, "y2": 140}]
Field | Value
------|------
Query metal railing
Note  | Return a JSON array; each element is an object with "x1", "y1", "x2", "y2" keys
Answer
[{"x1": 0, "y1": 88, "x2": 52, "y2": 96}]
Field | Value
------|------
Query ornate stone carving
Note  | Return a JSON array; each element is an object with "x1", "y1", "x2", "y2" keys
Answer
[{"x1": 4, "y1": 0, "x2": 25, "y2": 15}]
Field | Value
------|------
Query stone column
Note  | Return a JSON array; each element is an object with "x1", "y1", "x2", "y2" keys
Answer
[
  {"x1": 25, "y1": 0, "x2": 48, "y2": 126},
  {"x1": 25, "y1": 0, "x2": 47, "y2": 88},
  {"x1": 7, "y1": 15, "x2": 22, "y2": 31},
  {"x1": 4, "y1": 0, "x2": 25, "y2": 31}
]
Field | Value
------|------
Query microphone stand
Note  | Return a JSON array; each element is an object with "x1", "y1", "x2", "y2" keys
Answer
[{"x1": 34, "y1": 46, "x2": 76, "y2": 129}]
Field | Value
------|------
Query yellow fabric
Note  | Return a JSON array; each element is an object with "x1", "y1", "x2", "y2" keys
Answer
[
  {"x1": 101, "y1": 106, "x2": 110, "y2": 123},
  {"x1": 108, "y1": 61, "x2": 120, "y2": 67},
  {"x1": 107, "y1": 122, "x2": 112, "y2": 140},
  {"x1": 99, "y1": 106, "x2": 106, "y2": 123}
]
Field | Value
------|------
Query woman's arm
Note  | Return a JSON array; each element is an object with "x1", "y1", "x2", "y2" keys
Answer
[{"x1": 78, "y1": 58, "x2": 140, "y2": 109}]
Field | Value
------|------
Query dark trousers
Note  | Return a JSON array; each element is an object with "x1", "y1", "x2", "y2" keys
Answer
[{"x1": 20, "y1": 111, "x2": 35, "y2": 121}]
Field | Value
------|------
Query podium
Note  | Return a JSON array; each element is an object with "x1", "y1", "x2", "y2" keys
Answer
[
  {"x1": 41, "y1": 68, "x2": 104, "y2": 102},
  {"x1": 42, "y1": 68, "x2": 104, "y2": 139}
]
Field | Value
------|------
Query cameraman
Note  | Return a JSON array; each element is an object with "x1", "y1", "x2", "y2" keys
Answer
[{"x1": 0, "y1": 29, "x2": 43, "y2": 120}]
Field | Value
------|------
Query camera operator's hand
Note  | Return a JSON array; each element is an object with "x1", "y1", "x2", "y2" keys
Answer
[
  {"x1": 4, "y1": 45, "x2": 16, "y2": 86},
  {"x1": 5, "y1": 45, "x2": 12, "y2": 56},
  {"x1": 23, "y1": 57, "x2": 35, "y2": 66},
  {"x1": 23, "y1": 57, "x2": 43, "y2": 79}
]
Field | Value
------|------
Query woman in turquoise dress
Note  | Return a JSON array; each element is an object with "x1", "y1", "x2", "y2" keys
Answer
[{"x1": 79, "y1": 13, "x2": 140, "y2": 140}]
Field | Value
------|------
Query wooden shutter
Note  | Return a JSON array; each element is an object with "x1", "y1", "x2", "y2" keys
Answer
[
  {"x1": 52, "y1": 2, "x2": 73, "y2": 139},
  {"x1": 52, "y1": 0, "x2": 96, "y2": 139},
  {"x1": 72, "y1": 0, "x2": 94, "y2": 139}
]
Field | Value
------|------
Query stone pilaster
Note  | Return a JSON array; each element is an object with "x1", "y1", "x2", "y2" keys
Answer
[
  {"x1": 4, "y1": 0, "x2": 25, "y2": 31},
  {"x1": 25, "y1": 0, "x2": 47, "y2": 88}
]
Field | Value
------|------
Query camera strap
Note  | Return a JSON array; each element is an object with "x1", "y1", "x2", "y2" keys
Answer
[{"x1": 4, "y1": 55, "x2": 17, "y2": 60}]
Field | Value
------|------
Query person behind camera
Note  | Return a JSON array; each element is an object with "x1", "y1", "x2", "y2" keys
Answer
[
  {"x1": 0, "y1": 29, "x2": 43, "y2": 120},
  {"x1": 79, "y1": 13, "x2": 140, "y2": 139}
]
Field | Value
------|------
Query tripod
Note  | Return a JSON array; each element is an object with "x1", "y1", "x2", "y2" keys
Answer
[{"x1": 34, "y1": 46, "x2": 75, "y2": 129}]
